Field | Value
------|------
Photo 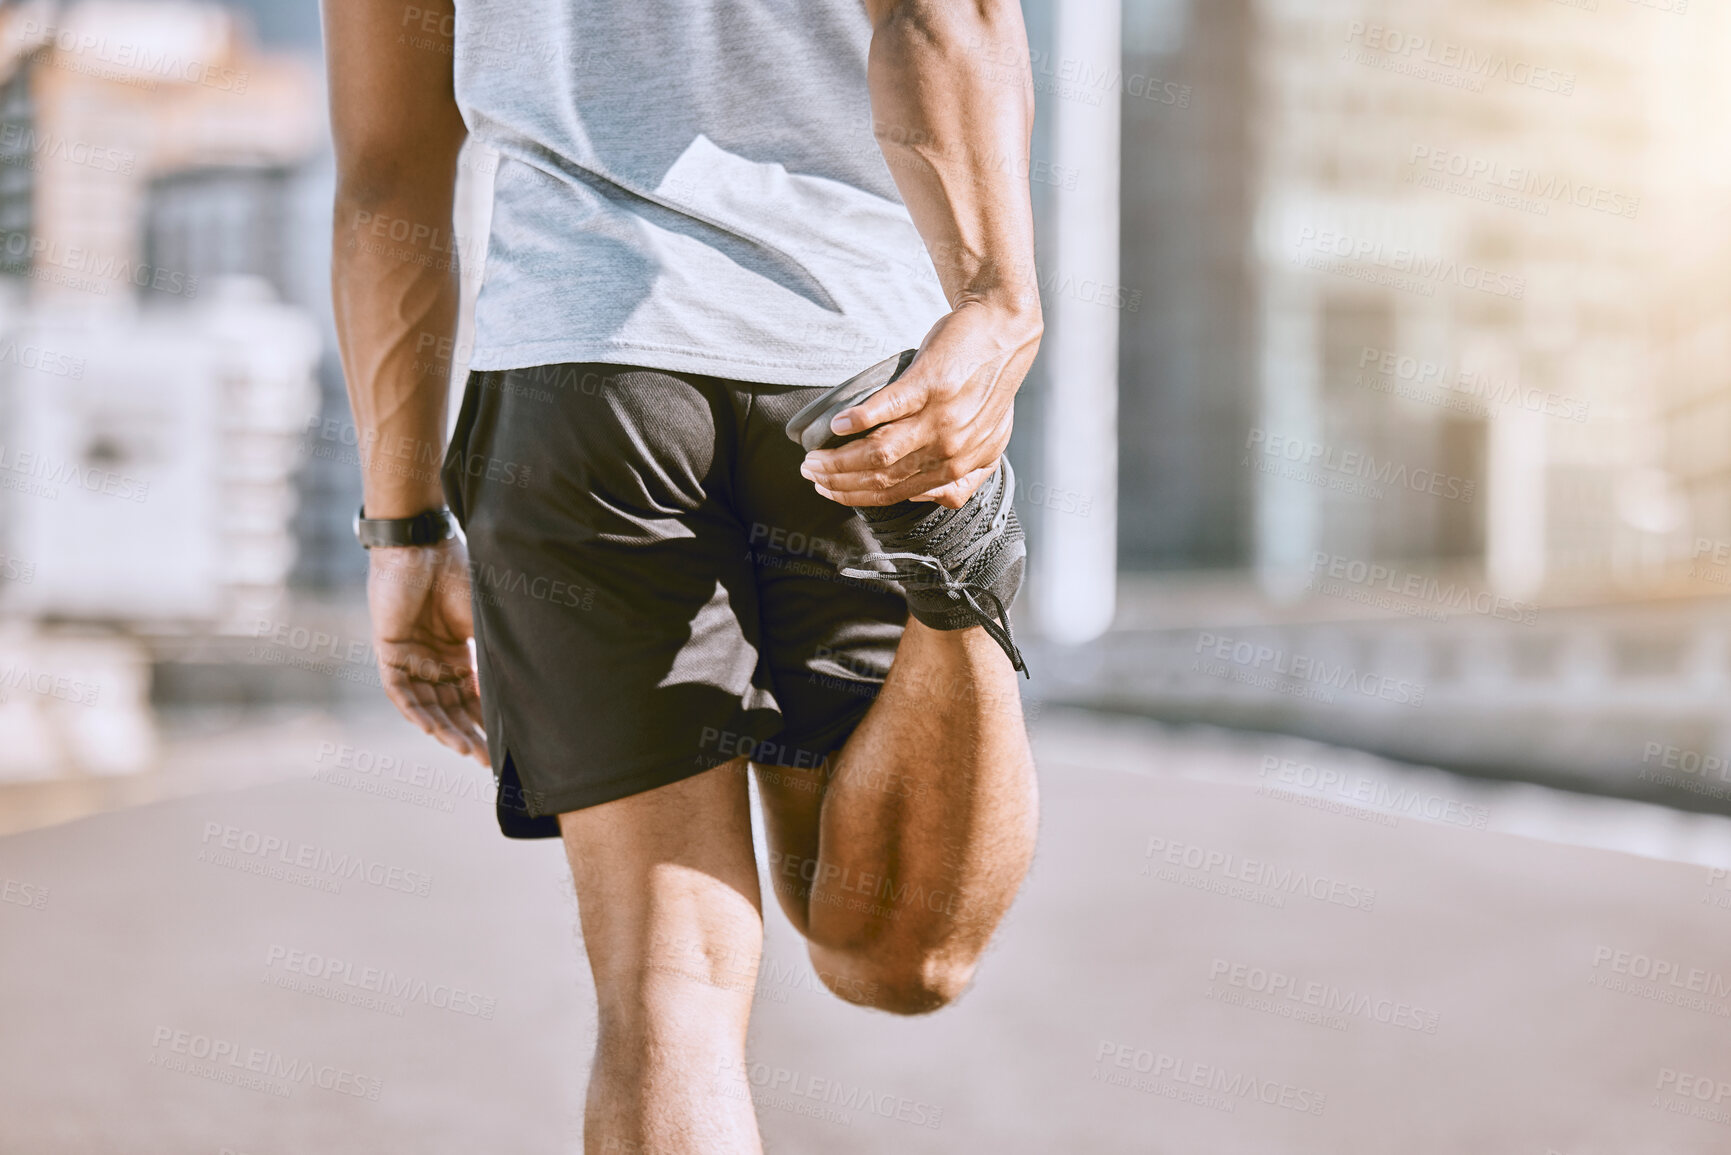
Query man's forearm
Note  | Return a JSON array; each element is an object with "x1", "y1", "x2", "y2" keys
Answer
[
  {"x1": 322, "y1": 0, "x2": 467, "y2": 520},
  {"x1": 865, "y1": 0, "x2": 1041, "y2": 322},
  {"x1": 330, "y1": 181, "x2": 462, "y2": 520}
]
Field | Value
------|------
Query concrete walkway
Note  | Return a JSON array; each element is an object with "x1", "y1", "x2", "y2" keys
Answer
[{"x1": 0, "y1": 705, "x2": 1727, "y2": 1153}]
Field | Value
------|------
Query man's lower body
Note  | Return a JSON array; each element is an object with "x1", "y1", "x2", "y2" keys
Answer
[{"x1": 440, "y1": 362, "x2": 1038, "y2": 1154}]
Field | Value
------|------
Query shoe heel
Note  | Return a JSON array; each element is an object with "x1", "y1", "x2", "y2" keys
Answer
[{"x1": 784, "y1": 348, "x2": 917, "y2": 452}]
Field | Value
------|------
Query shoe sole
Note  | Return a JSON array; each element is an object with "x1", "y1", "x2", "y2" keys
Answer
[{"x1": 783, "y1": 348, "x2": 917, "y2": 453}]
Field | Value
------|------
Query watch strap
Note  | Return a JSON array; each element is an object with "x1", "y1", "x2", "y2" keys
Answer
[{"x1": 354, "y1": 505, "x2": 455, "y2": 549}]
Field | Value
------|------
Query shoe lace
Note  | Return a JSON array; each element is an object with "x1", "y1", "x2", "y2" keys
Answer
[{"x1": 840, "y1": 537, "x2": 1029, "y2": 678}]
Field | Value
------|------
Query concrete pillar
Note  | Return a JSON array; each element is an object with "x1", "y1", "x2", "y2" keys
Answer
[
  {"x1": 1255, "y1": 271, "x2": 1321, "y2": 600},
  {"x1": 1486, "y1": 406, "x2": 1547, "y2": 600},
  {"x1": 1033, "y1": 0, "x2": 1121, "y2": 643}
]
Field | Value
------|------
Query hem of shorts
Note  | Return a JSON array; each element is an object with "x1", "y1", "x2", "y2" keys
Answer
[
  {"x1": 516, "y1": 748, "x2": 749, "y2": 819},
  {"x1": 467, "y1": 339, "x2": 891, "y2": 388},
  {"x1": 754, "y1": 708, "x2": 878, "y2": 771}
]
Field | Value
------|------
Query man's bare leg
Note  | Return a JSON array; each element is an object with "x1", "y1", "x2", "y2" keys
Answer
[
  {"x1": 754, "y1": 618, "x2": 1038, "y2": 1014},
  {"x1": 559, "y1": 760, "x2": 765, "y2": 1155}
]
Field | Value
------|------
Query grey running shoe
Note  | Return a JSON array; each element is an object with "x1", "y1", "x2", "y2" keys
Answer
[
  {"x1": 784, "y1": 351, "x2": 1029, "y2": 676},
  {"x1": 785, "y1": 348, "x2": 917, "y2": 453}
]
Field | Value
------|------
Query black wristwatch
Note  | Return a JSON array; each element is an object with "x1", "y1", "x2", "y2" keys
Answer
[{"x1": 353, "y1": 505, "x2": 456, "y2": 549}]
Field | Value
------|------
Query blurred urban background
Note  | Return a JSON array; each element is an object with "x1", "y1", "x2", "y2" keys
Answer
[
  {"x1": 0, "y1": 0, "x2": 1728, "y2": 829},
  {"x1": 5, "y1": 2, "x2": 1731, "y2": 1152}
]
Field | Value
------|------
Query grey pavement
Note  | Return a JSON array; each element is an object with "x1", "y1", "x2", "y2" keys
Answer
[{"x1": 0, "y1": 704, "x2": 1728, "y2": 1153}]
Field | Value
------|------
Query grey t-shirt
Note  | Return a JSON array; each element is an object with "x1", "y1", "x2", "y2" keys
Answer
[{"x1": 452, "y1": 0, "x2": 951, "y2": 386}]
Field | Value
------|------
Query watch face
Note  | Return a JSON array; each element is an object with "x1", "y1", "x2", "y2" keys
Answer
[{"x1": 355, "y1": 507, "x2": 452, "y2": 548}]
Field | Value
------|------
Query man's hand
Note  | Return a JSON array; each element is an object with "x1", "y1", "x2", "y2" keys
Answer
[
  {"x1": 366, "y1": 537, "x2": 489, "y2": 766},
  {"x1": 799, "y1": 300, "x2": 1041, "y2": 509}
]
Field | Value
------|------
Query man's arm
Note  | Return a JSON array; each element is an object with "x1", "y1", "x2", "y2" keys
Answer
[
  {"x1": 322, "y1": 0, "x2": 487, "y2": 763},
  {"x1": 801, "y1": 0, "x2": 1043, "y2": 509},
  {"x1": 325, "y1": 0, "x2": 465, "y2": 518}
]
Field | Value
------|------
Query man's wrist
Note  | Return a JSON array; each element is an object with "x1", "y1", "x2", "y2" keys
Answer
[
  {"x1": 356, "y1": 481, "x2": 446, "y2": 516},
  {"x1": 954, "y1": 290, "x2": 1042, "y2": 333}
]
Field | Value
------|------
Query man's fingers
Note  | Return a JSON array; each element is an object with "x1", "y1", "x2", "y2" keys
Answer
[
  {"x1": 802, "y1": 429, "x2": 929, "y2": 494},
  {"x1": 434, "y1": 678, "x2": 490, "y2": 765},
  {"x1": 814, "y1": 464, "x2": 958, "y2": 507},
  {"x1": 380, "y1": 653, "x2": 488, "y2": 762},
  {"x1": 410, "y1": 681, "x2": 481, "y2": 760},
  {"x1": 830, "y1": 375, "x2": 927, "y2": 438},
  {"x1": 382, "y1": 672, "x2": 445, "y2": 741},
  {"x1": 914, "y1": 462, "x2": 998, "y2": 509},
  {"x1": 802, "y1": 419, "x2": 924, "y2": 478}
]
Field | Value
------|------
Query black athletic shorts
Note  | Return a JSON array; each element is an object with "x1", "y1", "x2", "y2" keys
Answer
[{"x1": 439, "y1": 362, "x2": 907, "y2": 839}]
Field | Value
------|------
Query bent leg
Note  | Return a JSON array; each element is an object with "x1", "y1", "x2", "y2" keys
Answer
[
  {"x1": 755, "y1": 619, "x2": 1038, "y2": 1015},
  {"x1": 559, "y1": 758, "x2": 765, "y2": 1154}
]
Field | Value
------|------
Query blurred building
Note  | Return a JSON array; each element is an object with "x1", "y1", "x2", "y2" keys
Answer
[
  {"x1": 0, "y1": 0, "x2": 322, "y2": 778},
  {"x1": 1119, "y1": 0, "x2": 1725, "y2": 601}
]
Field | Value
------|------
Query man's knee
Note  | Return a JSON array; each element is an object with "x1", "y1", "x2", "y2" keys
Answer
[{"x1": 809, "y1": 943, "x2": 976, "y2": 1016}]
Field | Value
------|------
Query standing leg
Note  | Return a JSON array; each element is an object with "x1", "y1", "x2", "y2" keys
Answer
[{"x1": 559, "y1": 758, "x2": 765, "y2": 1154}]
